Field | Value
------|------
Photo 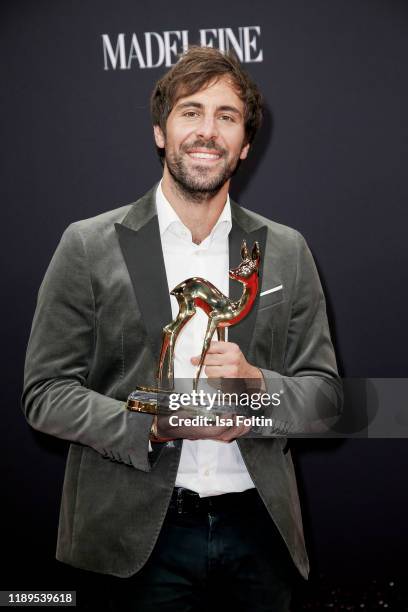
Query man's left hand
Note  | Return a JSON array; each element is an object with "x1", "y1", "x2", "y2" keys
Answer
[{"x1": 191, "y1": 341, "x2": 262, "y2": 379}]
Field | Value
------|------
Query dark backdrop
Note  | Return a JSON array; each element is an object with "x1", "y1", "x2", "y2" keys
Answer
[{"x1": 2, "y1": 0, "x2": 407, "y2": 599}]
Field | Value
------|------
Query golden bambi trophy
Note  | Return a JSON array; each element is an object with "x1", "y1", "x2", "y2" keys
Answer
[{"x1": 126, "y1": 240, "x2": 261, "y2": 417}]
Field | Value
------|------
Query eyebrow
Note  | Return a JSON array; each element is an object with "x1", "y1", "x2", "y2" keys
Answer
[{"x1": 175, "y1": 101, "x2": 243, "y2": 118}]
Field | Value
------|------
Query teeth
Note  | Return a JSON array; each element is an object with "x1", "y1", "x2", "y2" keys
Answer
[{"x1": 189, "y1": 152, "x2": 220, "y2": 159}]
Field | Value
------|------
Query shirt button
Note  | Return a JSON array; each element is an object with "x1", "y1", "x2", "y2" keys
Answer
[{"x1": 204, "y1": 469, "x2": 210, "y2": 477}]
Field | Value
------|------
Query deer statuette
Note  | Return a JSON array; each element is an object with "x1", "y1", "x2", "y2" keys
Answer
[{"x1": 157, "y1": 240, "x2": 261, "y2": 390}]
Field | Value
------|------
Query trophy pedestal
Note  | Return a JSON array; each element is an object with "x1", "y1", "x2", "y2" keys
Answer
[
  {"x1": 126, "y1": 386, "x2": 175, "y2": 416},
  {"x1": 126, "y1": 384, "x2": 240, "y2": 422}
]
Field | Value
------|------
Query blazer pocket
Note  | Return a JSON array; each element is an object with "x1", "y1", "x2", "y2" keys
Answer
[{"x1": 258, "y1": 287, "x2": 285, "y2": 311}]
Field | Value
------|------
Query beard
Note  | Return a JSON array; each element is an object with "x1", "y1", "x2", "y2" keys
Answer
[{"x1": 164, "y1": 139, "x2": 241, "y2": 203}]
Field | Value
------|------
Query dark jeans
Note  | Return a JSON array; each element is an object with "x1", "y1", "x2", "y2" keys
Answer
[{"x1": 76, "y1": 488, "x2": 297, "y2": 611}]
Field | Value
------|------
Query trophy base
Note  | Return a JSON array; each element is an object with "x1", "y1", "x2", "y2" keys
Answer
[
  {"x1": 126, "y1": 386, "x2": 174, "y2": 415},
  {"x1": 126, "y1": 385, "x2": 238, "y2": 422}
]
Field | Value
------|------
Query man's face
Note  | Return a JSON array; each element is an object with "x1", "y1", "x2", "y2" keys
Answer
[{"x1": 154, "y1": 77, "x2": 250, "y2": 198}]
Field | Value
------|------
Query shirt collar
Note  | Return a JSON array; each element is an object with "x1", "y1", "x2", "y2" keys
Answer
[{"x1": 155, "y1": 180, "x2": 232, "y2": 245}]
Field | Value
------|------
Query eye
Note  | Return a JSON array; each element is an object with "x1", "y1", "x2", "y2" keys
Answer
[
  {"x1": 220, "y1": 115, "x2": 234, "y2": 122},
  {"x1": 183, "y1": 110, "x2": 199, "y2": 118}
]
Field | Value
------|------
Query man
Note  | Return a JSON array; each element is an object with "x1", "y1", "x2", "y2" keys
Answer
[{"x1": 22, "y1": 47, "x2": 342, "y2": 611}]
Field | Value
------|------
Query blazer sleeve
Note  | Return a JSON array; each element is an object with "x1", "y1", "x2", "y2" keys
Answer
[
  {"x1": 258, "y1": 231, "x2": 343, "y2": 434},
  {"x1": 21, "y1": 223, "x2": 155, "y2": 472}
]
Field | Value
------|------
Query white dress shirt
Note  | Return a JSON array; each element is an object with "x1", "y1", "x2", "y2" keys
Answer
[{"x1": 155, "y1": 181, "x2": 255, "y2": 497}]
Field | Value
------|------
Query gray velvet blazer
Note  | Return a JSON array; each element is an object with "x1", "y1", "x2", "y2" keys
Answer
[{"x1": 22, "y1": 185, "x2": 342, "y2": 580}]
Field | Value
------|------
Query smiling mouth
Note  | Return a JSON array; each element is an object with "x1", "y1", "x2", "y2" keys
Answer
[{"x1": 186, "y1": 149, "x2": 224, "y2": 163}]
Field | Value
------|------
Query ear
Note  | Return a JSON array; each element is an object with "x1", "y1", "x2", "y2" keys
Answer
[
  {"x1": 241, "y1": 240, "x2": 249, "y2": 260},
  {"x1": 153, "y1": 125, "x2": 166, "y2": 149},
  {"x1": 239, "y1": 142, "x2": 250, "y2": 160},
  {"x1": 251, "y1": 241, "x2": 260, "y2": 261}
]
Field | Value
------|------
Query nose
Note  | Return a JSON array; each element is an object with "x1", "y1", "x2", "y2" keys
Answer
[{"x1": 195, "y1": 114, "x2": 219, "y2": 141}]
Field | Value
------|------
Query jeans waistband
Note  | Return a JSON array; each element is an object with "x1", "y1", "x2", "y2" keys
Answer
[{"x1": 169, "y1": 486, "x2": 259, "y2": 515}]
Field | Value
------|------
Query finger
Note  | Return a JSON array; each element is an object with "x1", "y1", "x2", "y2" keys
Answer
[
  {"x1": 191, "y1": 353, "x2": 230, "y2": 366},
  {"x1": 191, "y1": 342, "x2": 241, "y2": 364},
  {"x1": 190, "y1": 354, "x2": 218, "y2": 365},
  {"x1": 204, "y1": 365, "x2": 239, "y2": 378},
  {"x1": 236, "y1": 422, "x2": 252, "y2": 436},
  {"x1": 190, "y1": 352, "x2": 226, "y2": 365},
  {"x1": 205, "y1": 341, "x2": 241, "y2": 355},
  {"x1": 216, "y1": 427, "x2": 237, "y2": 442},
  {"x1": 219, "y1": 424, "x2": 249, "y2": 442},
  {"x1": 223, "y1": 422, "x2": 251, "y2": 440},
  {"x1": 215, "y1": 419, "x2": 245, "y2": 442}
]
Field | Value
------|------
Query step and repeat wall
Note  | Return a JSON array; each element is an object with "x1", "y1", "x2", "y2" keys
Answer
[{"x1": 3, "y1": 0, "x2": 408, "y2": 590}]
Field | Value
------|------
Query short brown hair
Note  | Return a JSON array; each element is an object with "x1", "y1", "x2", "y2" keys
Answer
[{"x1": 150, "y1": 46, "x2": 263, "y2": 161}]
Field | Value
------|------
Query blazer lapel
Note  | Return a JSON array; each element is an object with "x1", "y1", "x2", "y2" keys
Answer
[
  {"x1": 115, "y1": 186, "x2": 172, "y2": 363},
  {"x1": 228, "y1": 202, "x2": 267, "y2": 358}
]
